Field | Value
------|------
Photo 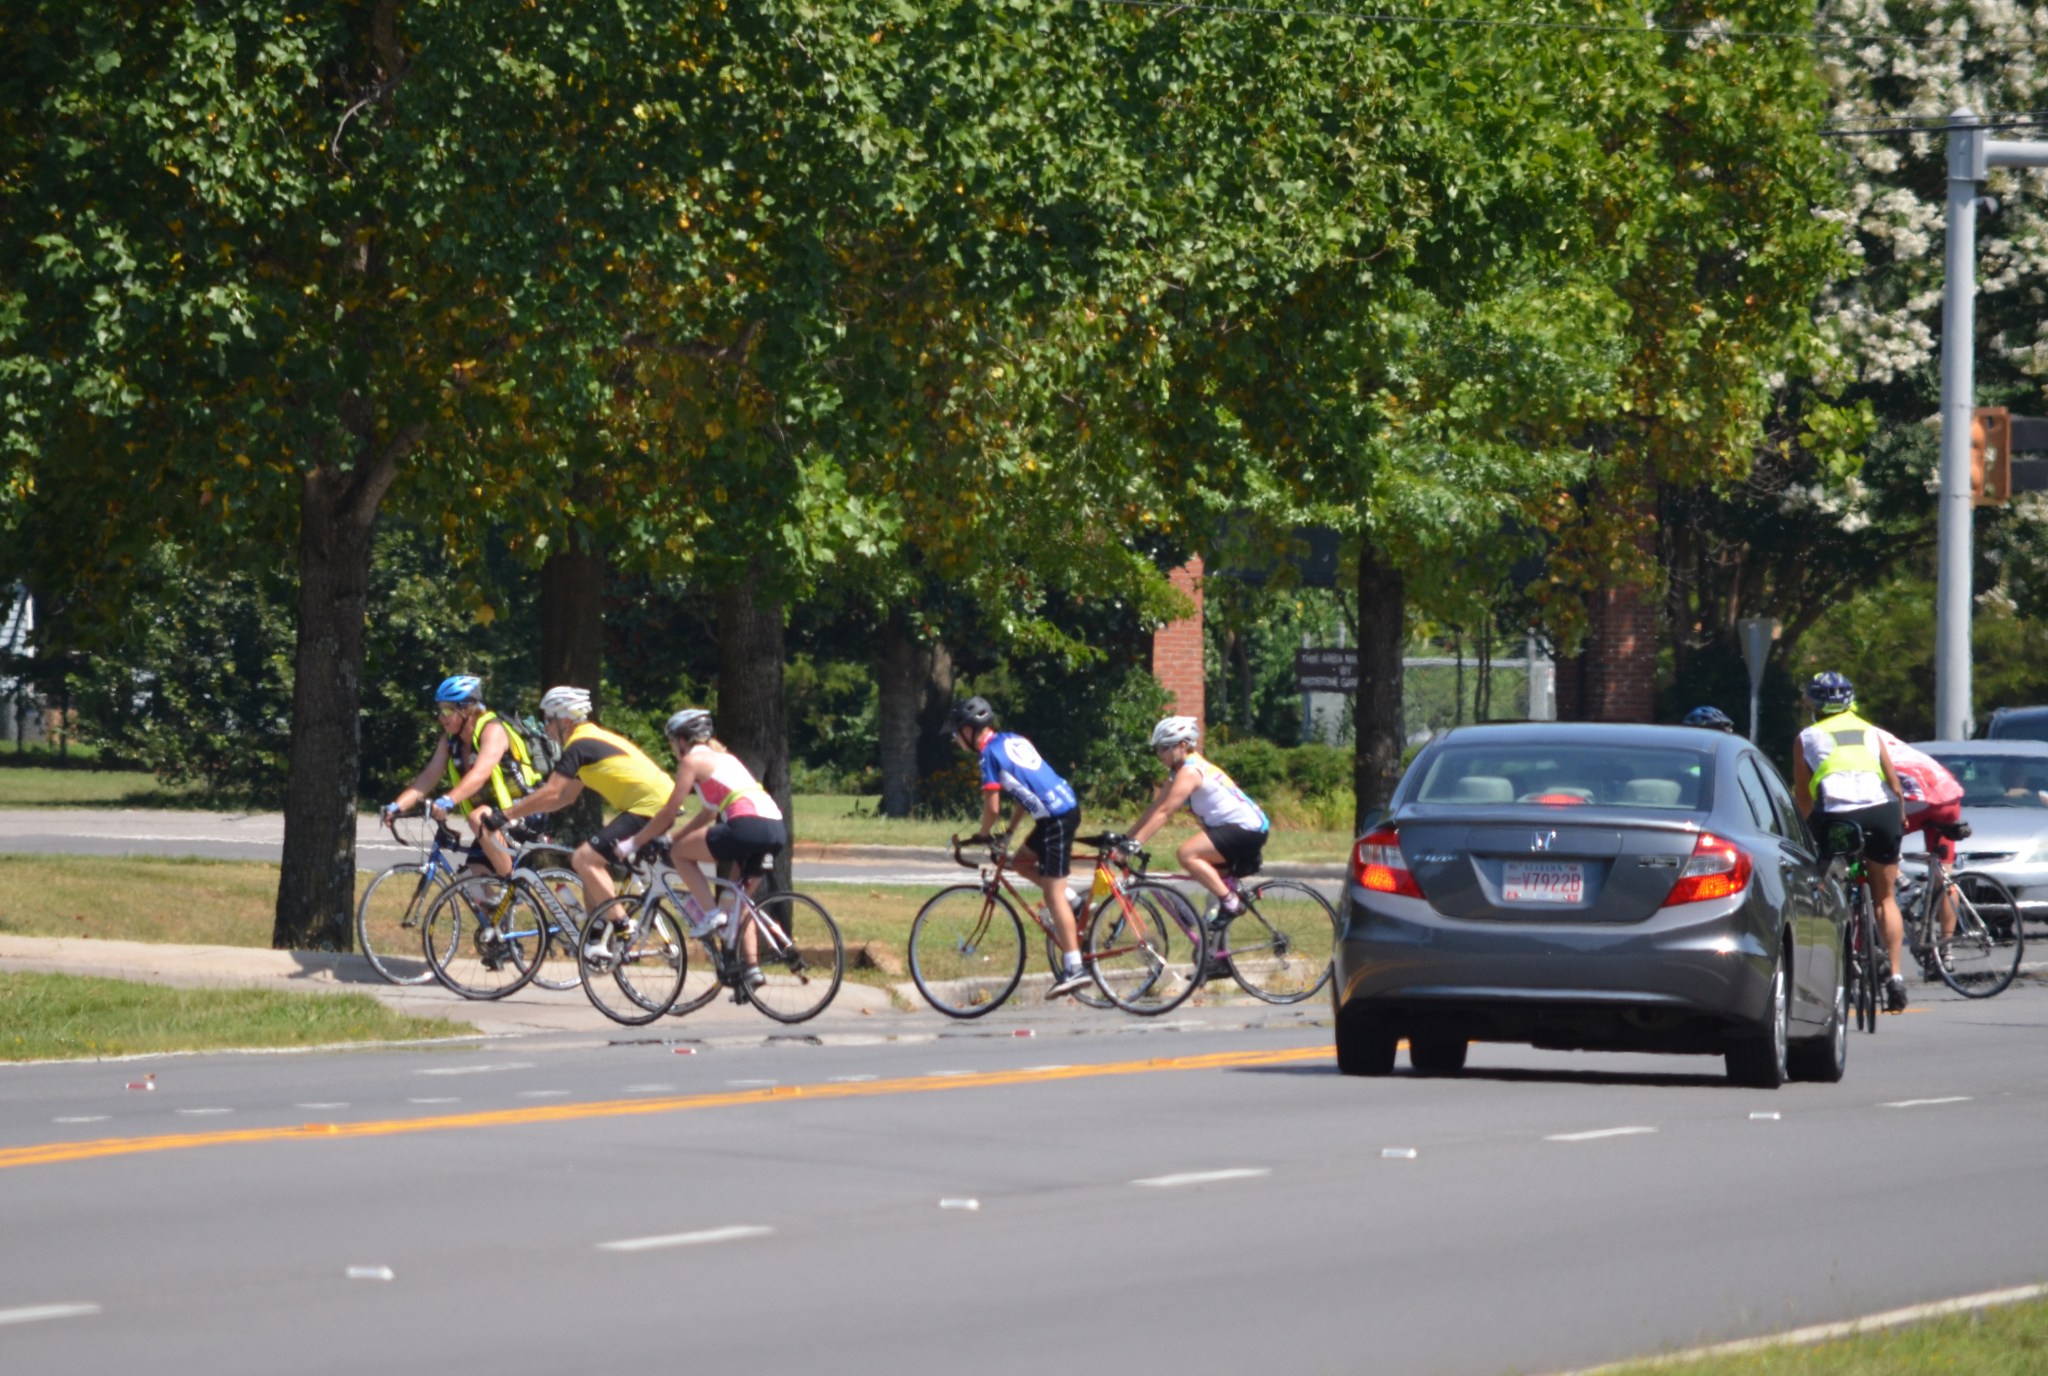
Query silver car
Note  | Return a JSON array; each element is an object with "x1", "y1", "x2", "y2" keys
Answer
[
  {"x1": 1905, "y1": 739, "x2": 2048, "y2": 919},
  {"x1": 1335, "y1": 724, "x2": 1850, "y2": 1088}
]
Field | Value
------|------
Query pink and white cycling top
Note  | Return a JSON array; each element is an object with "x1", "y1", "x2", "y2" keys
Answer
[
  {"x1": 1876, "y1": 729, "x2": 1962, "y2": 809},
  {"x1": 688, "y1": 746, "x2": 783, "y2": 821},
  {"x1": 1181, "y1": 754, "x2": 1269, "y2": 832}
]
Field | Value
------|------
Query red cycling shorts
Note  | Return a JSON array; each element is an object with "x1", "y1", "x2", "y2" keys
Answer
[{"x1": 1905, "y1": 799, "x2": 1963, "y2": 865}]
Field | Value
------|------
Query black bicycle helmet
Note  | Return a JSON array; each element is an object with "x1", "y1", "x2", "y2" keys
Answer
[
  {"x1": 945, "y1": 696, "x2": 996, "y2": 733},
  {"x1": 1681, "y1": 705, "x2": 1737, "y2": 733}
]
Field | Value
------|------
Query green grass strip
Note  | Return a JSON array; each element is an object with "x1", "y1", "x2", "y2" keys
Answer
[
  {"x1": 1599, "y1": 1293, "x2": 2048, "y2": 1375},
  {"x1": 0, "y1": 971, "x2": 474, "y2": 1061}
]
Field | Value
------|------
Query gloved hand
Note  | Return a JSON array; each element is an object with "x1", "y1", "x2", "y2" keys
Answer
[
  {"x1": 429, "y1": 795, "x2": 455, "y2": 817},
  {"x1": 380, "y1": 802, "x2": 401, "y2": 824},
  {"x1": 615, "y1": 837, "x2": 638, "y2": 864}
]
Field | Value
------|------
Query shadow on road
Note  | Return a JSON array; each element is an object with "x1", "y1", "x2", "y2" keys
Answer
[{"x1": 1234, "y1": 1063, "x2": 1734, "y2": 1088}]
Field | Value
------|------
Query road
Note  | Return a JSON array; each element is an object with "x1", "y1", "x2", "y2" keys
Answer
[{"x1": 3, "y1": 981, "x2": 2046, "y2": 1375}]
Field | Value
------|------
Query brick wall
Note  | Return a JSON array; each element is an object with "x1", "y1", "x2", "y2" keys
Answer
[
  {"x1": 1559, "y1": 579, "x2": 1657, "y2": 723},
  {"x1": 1151, "y1": 557, "x2": 1206, "y2": 722}
]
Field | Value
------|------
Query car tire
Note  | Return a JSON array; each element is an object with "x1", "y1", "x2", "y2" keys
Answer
[
  {"x1": 1788, "y1": 970, "x2": 1848, "y2": 1084},
  {"x1": 1334, "y1": 1005, "x2": 1398, "y2": 1077},
  {"x1": 1408, "y1": 1034, "x2": 1468, "y2": 1076},
  {"x1": 1725, "y1": 950, "x2": 1790, "y2": 1090}
]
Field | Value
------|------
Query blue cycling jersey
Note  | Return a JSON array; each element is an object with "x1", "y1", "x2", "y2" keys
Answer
[{"x1": 979, "y1": 732, "x2": 1078, "y2": 820}]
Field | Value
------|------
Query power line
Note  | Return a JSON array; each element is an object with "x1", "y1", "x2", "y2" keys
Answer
[{"x1": 1074, "y1": 0, "x2": 2048, "y2": 51}]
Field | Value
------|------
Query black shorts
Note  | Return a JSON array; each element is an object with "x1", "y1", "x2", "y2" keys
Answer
[
  {"x1": 588, "y1": 811, "x2": 655, "y2": 860},
  {"x1": 1022, "y1": 808, "x2": 1080, "y2": 880},
  {"x1": 707, "y1": 813, "x2": 787, "y2": 881},
  {"x1": 1817, "y1": 799, "x2": 1905, "y2": 865},
  {"x1": 1203, "y1": 823, "x2": 1268, "y2": 879}
]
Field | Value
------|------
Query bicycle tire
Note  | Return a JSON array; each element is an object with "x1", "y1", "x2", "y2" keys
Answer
[
  {"x1": 1938, "y1": 871, "x2": 2024, "y2": 998},
  {"x1": 422, "y1": 873, "x2": 547, "y2": 1000},
  {"x1": 1225, "y1": 879, "x2": 1338, "y2": 1004},
  {"x1": 909, "y1": 884, "x2": 1027, "y2": 1018},
  {"x1": 576, "y1": 896, "x2": 687, "y2": 1026},
  {"x1": 1087, "y1": 881, "x2": 1204, "y2": 1015},
  {"x1": 1857, "y1": 896, "x2": 1881, "y2": 1033},
  {"x1": 743, "y1": 891, "x2": 844, "y2": 1024},
  {"x1": 355, "y1": 863, "x2": 443, "y2": 986},
  {"x1": 529, "y1": 867, "x2": 588, "y2": 992},
  {"x1": 666, "y1": 877, "x2": 742, "y2": 1018}
]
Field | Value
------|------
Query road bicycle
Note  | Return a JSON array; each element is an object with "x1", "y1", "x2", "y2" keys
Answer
[
  {"x1": 575, "y1": 843, "x2": 844, "y2": 1026},
  {"x1": 417, "y1": 814, "x2": 592, "y2": 999},
  {"x1": 1828, "y1": 821, "x2": 1883, "y2": 1033},
  {"x1": 906, "y1": 834, "x2": 1128, "y2": 1017},
  {"x1": 1897, "y1": 819, "x2": 2024, "y2": 999},
  {"x1": 356, "y1": 811, "x2": 580, "y2": 988},
  {"x1": 1083, "y1": 837, "x2": 1338, "y2": 1014}
]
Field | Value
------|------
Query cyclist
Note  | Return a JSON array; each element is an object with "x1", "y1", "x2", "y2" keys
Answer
[
  {"x1": 1681, "y1": 705, "x2": 1738, "y2": 733},
  {"x1": 1876, "y1": 726, "x2": 1965, "y2": 971},
  {"x1": 947, "y1": 696, "x2": 1091, "y2": 999},
  {"x1": 1123, "y1": 716, "x2": 1270, "y2": 927},
  {"x1": 379, "y1": 674, "x2": 541, "y2": 878},
  {"x1": 471, "y1": 686, "x2": 672, "y2": 920},
  {"x1": 1792, "y1": 671, "x2": 1911, "y2": 1012},
  {"x1": 615, "y1": 709, "x2": 788, "y2": 986}
]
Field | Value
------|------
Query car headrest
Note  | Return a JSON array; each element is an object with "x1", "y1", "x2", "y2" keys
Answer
[
  {"x1": 1449, "y1": 775, "x2": 1514, "y2": 803},
  {"x1": 1622, "y1": 779, "x2": 1682, "y2": 807}
]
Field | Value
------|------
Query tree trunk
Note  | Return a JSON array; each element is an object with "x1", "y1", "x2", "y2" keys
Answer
[
  {"x1": 275, "y1": 447, "x2": 404, "y2": 950},
  {"x1": 540, "y1": 532, "x2": 606, "y2": 704},
  {"x1": 877, "y1": 608, "x2": 919, "y2": 817},
  {"x1": 716, "y1": 564, "x2": 792, "y2": 892},
  {"x1": 914, "y1": 637, "x2": 956, "y2": 792},
  {"x1": 1352, "y1": 541, "x2": 1407, "y2": 832}
]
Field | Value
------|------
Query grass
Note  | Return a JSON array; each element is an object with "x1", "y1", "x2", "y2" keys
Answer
[
  {"x1": 0, "y1": 970, "x2": 472, "y2": 1061},
  {"x1": 0, "y1": 763, "x2": 200, "y2": 808},
  {"x1": 1599, "y1": 1295, "x2": 2048, "y2": 1375},
  {"x1": 0, "y1": 854, "x2": 281, "y2": 947}
]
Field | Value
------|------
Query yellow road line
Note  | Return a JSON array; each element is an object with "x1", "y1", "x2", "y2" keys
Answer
[{"x1": 0, "y1": 1044, "x2": 1329, "y2": 1173}]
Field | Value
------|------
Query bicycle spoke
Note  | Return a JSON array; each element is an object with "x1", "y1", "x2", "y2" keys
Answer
[
  {"x1": 1938, "y1": 873, "x2": 2024, "y2": 998},
  {"x1": 577, "y1": 896, "x2": 687, "y2": 1026},
  {"x1": 743, "y1": 892, "x2": 843, "y2": 1023},
  {"x1": 909, "y1": 885, "x2": 1026, "y2": 1017},
  {"x1": 1087, "y1": 884, "x2": 1202, "y2": 1015},
  {"x1": 1226, "y1": 880, "x2": 1337, "y2": 1004},
  {"x1": 355, "y1": 863, "x2": 440, "y2": 986}
]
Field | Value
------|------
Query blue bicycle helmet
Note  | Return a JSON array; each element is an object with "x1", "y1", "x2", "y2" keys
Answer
[
  {"x1": 1804, "y1": 671, "x2": 1855, "y2": 713},
  {"x1": 1682, "y1": 705, "x2": 1737, "y2": 732},
  {"x1": 434, "y1": 674, "x2": 484, "y2": 705}
]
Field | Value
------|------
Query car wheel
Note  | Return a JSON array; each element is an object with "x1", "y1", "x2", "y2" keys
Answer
[
  {"x1": 1408, "y1": 1034, "x2": 1468, "y2": 1076},
  {"x1": 1335, "y1": 1005, "x2": 1397, "y2": 1077},
  {"x1": 1725, "y1": 950, "x2": 1790, "y2": 1089},
  {"x1": 1788, "y1": 969, "x2": 1848, "y2": 1084}
]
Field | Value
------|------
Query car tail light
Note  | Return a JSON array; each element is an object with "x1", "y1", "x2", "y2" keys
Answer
[
  {"x1": 1354, "y1": 827, "x2": 1423, "y2": 898},
  {"x1": 1662, "y1": 832, "x2": 1752, "y2": 906}
]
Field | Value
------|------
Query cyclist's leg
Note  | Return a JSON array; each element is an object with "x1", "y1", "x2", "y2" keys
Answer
[
  {"x1": 1176, "y1": 831, "x2": 1234, "y2": 906},
  {"x1": 668, "y1": 829, "x2": 721, "y2": 913},
  {"x1": 576, "y1": 812, "x2": 644, "y2": 914},
  {"x1": 470, "y1": 819, "x2": 514, "y2": 877},
  {"x1": 1013, "y1": 811, "x2": 1082, "y2": 957}
]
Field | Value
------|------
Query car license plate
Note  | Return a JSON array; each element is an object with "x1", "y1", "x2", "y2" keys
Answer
[{"x1": 1502, "y1": 860, "x2": 1585, "y2": 904}]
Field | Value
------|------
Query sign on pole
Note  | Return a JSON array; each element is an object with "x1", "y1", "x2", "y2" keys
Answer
[
  {"x1": 1736, "y1": 617, "x2": 1777, "y2": 743},
  {"x1": 1294, "y1": 648, "x2": 1356, "y2": 694}
]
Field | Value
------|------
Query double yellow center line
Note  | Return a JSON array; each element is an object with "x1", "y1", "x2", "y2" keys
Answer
[{"x1": 2, "y1": 1044, "x2": 1329, "y2": 1172}]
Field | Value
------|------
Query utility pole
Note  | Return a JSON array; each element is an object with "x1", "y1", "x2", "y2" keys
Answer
[{"x1": 1938, "y1": 110, "x2": 2048, "y2": 739}]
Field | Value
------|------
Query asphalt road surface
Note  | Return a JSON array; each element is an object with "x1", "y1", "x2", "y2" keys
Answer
[{"x1": 4, "y1": 979, "x2": 2046, "y2": 1376}]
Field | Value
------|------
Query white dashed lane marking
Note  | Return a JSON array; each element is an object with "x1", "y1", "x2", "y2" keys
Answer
[
  {"x1": 1546, "y1": 1126, "x2": 1658, "y2": 1143},
  {"x1": 417, "y1": 1063, "x2": 535, "y2": 1077},
  {"x1": 408, "y1": 1098, "x2": 459, "y2": 1105},
  {"x1": 176, "y1": 1108, "x2": 232, "y2": 1117},
  {"x1": 297, "y1": 1103, "x2": 349, "y2": 1110},
  {"x1": 598, "y1": 1226, "x2": 773, "y2": 1253},
  {"x1": 0, "y1": 1304, "x2": 100, "y2": 1327},
  {"x1": 53, "y1": 1117, "x2": 108, "y2": 1125},
  {"x1": 1132, "y1": 1168, "x2": 1271, "y2": 1189},
  {"x1": 517, "y1": 1090, "x2": 570, "y2": 1099},
  {"x1": 1882, "y1": 1096, "x2": 1971, "y2": 1108}
]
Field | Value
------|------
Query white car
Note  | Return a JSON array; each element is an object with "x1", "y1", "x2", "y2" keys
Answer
[{"x1": 1905, "y1": 739, "x2": 2048, "y2": 918}]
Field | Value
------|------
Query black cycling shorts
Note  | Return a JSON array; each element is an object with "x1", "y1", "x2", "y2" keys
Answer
[
  {"x1": 1021, "y1": 807, "x2": 1081, "y2": 880},
  {"x1": 588, "y1": 811, "x2": 654, "y2": 859},
  {"x1": 1817, "y1": 798, "x2": 1904, "y2": 865},
  {"x1": 707, "y1": 813, "x2": 787, "y2": 881},
  {"x1": 1202, "y1": 823, "x2": 1269, "y2": 880}
]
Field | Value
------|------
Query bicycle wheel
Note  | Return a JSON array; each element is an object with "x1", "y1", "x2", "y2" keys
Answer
[
  {"x1": 529, "y1": 868, "x2": 589, "y2": 992},
  {"x1": 1938, "y1": 872, "x2": 2024, "y2": 998},
  {"x1": 577, "y1": 896, "x2": 687, "y2": 1026},
  {"x1": 422, "y1": 873, "x2": 547, "y2": 1000},
  {"x1": 909, "y1": 885, "x2": 1027, "y2": 1017},
  {"x1": 1087, "y1": 882, "x2": 1204, "y2": 1015},
  {"x1": 1224, "y1": 879, "x2": 1338, "y2": 1003},
  {"x1": 1856, "y1": 897, "x2": 1881, "y2": 1033},
  {"x1": 356, "y1": 863, "x2": 442, "y2": 986},
  {"x1": 743, "y1": 891, "x2": 844, "y2": 1024}
]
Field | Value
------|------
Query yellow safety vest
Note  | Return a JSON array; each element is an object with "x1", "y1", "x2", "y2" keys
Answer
[
  {"x1": 443, "y1": 710, "x2": 538, "y2": 813},
  {"x1": 1808, "y1": 709, "x2": 1885, "y2": 801}
]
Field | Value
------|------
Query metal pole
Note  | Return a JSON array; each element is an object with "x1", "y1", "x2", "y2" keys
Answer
[{"x1": 1936, "y1": 109, "x2": 1982, "y2": 741}]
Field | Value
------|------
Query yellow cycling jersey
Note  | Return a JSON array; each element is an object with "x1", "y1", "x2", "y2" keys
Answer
[
  {"x1": 442, "y1": 709, "x2": 539, "y2": 813},
  {"x1": 553, "y1": 722, "x2": 673, "y2": 820}
]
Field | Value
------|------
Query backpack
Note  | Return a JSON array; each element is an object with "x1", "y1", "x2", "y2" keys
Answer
[{"x1": 511, "y1": 713, "x2": 561, "y2": 787}]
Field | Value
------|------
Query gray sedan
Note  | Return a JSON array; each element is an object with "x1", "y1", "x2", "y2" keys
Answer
[
  {"x1": 1907, "y1": 739, "x2": 2048, "y2": 919},
  {"x1": 1334, "y1": 723, "x2": 1849, "y2": 1087}
]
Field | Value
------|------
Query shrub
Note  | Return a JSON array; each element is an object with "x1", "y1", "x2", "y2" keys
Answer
[
  {"x1": 1283, "y1": 743, "x2": 1350, "y2": 797},
  {"x1": 1207, "y1": 737, "x2": 1287, "y2": 794}
]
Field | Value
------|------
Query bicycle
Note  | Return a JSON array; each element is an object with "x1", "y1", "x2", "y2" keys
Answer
[
  {"x1": 1827, "y1": 821, "x2": 1883, "y2": 1033},
  {"x1": 1898, "y1": 819, "x2": 2024, "y2": 999},
  {"x1": 417, "y1": 813, "x2": 592, "y2": 999},
  {"x1": 906, "y1": 835, "x2": 1125, "y2": 1017},
  {"x1": 576, "y1": 843, "x2": 844, "y2": 1026},
  {"x1": 357, "y1": 811, "x2": 581, "y2": 988}
]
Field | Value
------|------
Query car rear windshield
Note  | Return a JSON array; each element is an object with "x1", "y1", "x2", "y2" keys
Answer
[
  {"x1": 1930, "y1": 753, "x2": 2048, "y2": 810},
  {"x1": 1409, "y1": 744, "x2": 1711, "y2": 810}
]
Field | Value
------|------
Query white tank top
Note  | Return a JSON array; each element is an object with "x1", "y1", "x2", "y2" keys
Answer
[
  {"x1": 689, "y1": 746, "x2": 783, "y2": 821},
  {"x1": 1182, "y1": 755, "x2": 1269, "y2": 832}
]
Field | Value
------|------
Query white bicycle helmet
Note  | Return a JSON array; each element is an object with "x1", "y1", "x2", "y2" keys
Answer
[
  {"x1": 538, "y1": 685, "x2": 593, "y2": 721},
  {"x1": 1149, "y1": 715, "x2": 1200, "y2": 749},
  {"x1": 665, "y1": 708, "x2": 713, "y2": 742}
]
